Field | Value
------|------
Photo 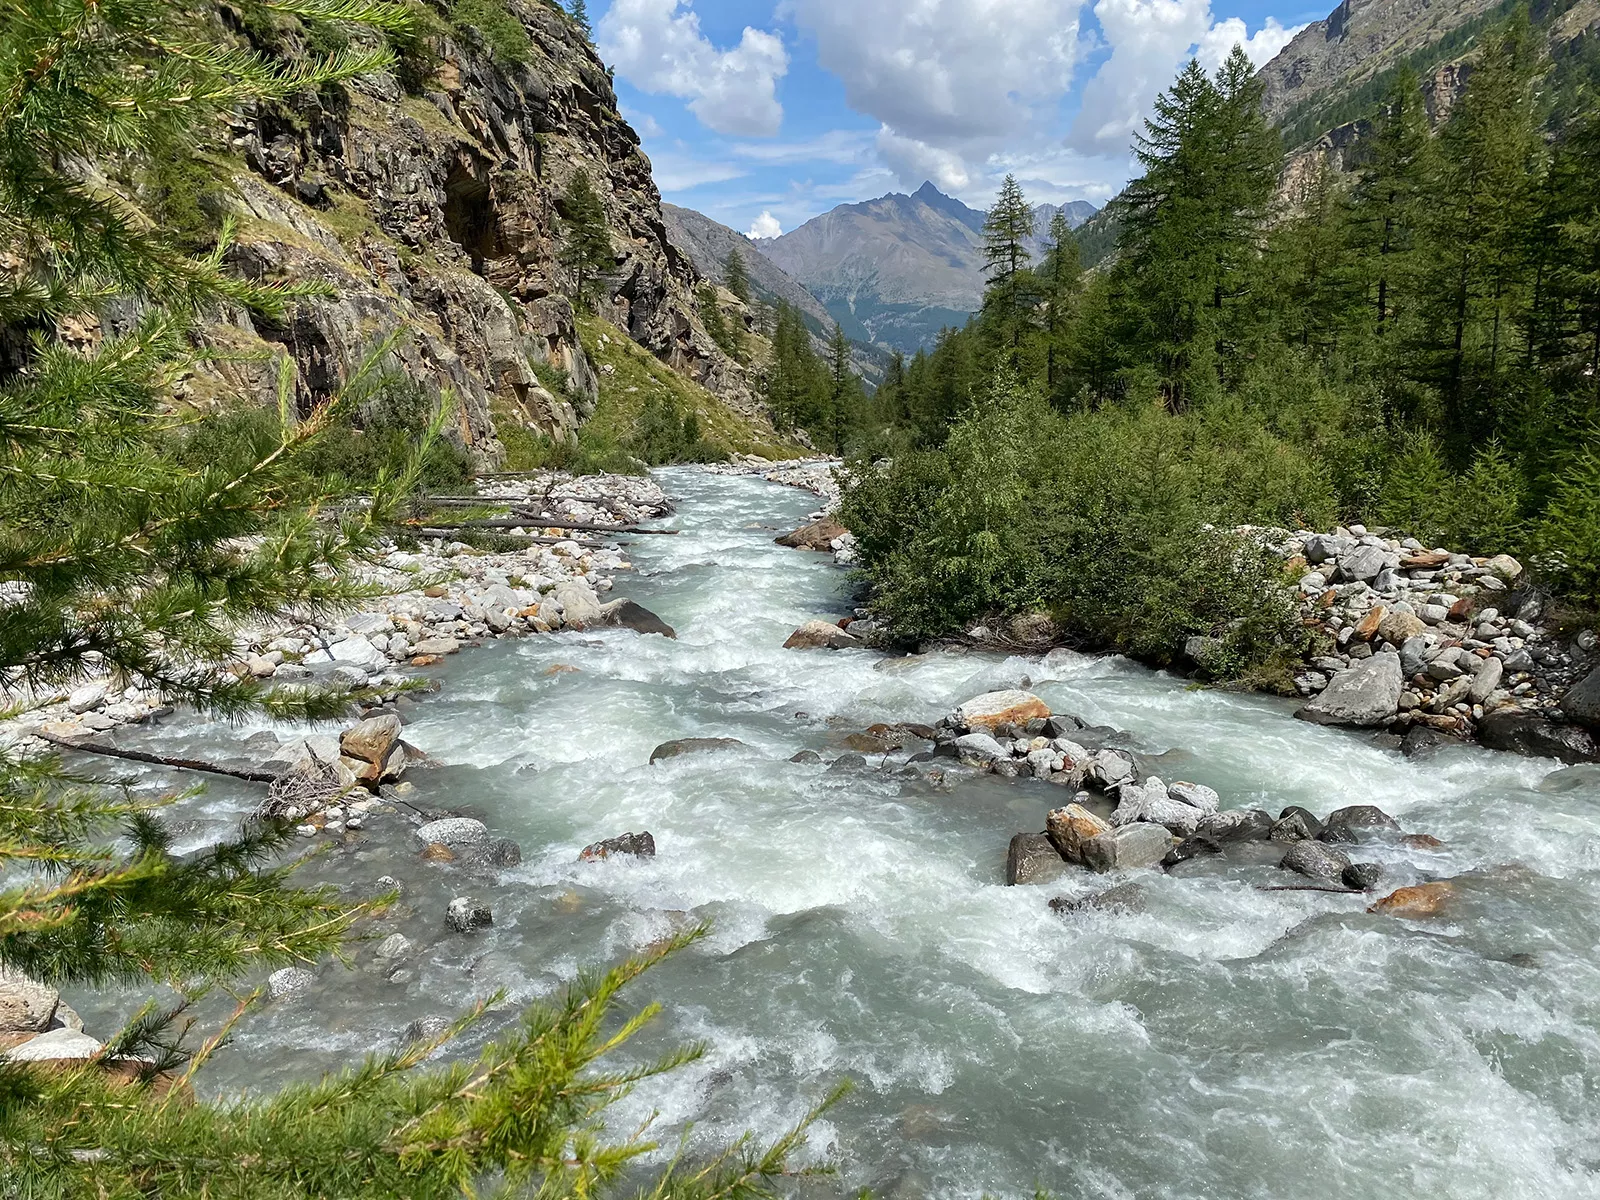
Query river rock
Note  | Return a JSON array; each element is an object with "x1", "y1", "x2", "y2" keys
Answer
[
  {"x1": 1045, "y1": 802, "x2": 1111, "y2": 863},
  {"x1": 401, "y1": 1015, "x2": 453, "y2": 1047},
  {"x1": 1006, "y1": 833, "x2": 1068, "y2": 885},
  {"x1": 579, "y1": 831, "x2": 656, "y2": 861},
  {"x1": 1081, "y1": 822, "x2": 1173, "y2": 873},
  {"x1": 66, "y1": 681, "x2": 107, "y2": 713},
  {"x1": 1296, "y1": 654, "x2": 1403, "y2": 727},
  {"x1": 1270, "y1": 806, "x2": 1323, "y2": 842},
  {"x1": 412, "y1": 818, "x2": 489, "y2": 853},
  {"x1": 952, "y1": 732, "x2": 1006, "y2": 765},
  {"x1": 374, "y1": 933, "x2": 412, "y2": 960},
  {"x1": 0, "y1": 968, "x2": 58, "y2": 1032},
  {"x1": 596, "y1": 599, "x2": 676, "y2": 638},
  {"x1": 1197, "y1": 808, "x2": 1274, "y2": 842},
  {"x1": 1279, "y1": 840, "x2": 1351, "y2": 884},
  {"x1": 340, "y1": 714, "x2": 402, "y2": 766},
  {"x1": 1487, "y1": 554, "x2": 1523, "y2": 580},
  {"x1": 4, "y1": 1029, "x2": 103, "y2": 1062},
  {"x1": 267, "y1": 967, "x2": 316, "y2": 1000},
  {"x1": 1560, "y1": 666, "x2": 1600, "y2": 731},
  {"x1": 1338, "y1": 545, "x2": 1387, "y2": 582},
  {"x1": 775, "y1": 517, "x2": 847, "y2": 550},
  {"x1": 1167, "y1": 781, "x2": 1220, "y2": 812},
  {"x1": 1085, "y1": 749, "x2": 1137, "y2": 788},
  {"x1": 1478, "y1": 710, "x2": 1598, "y2": 764},
  {"x1": 1111, "y1": 778, "x2": 1202, "y2": 837},
  {"x1": 1050, "y1": 882, "x2": 1147, "y2": 914},
  {"x1": 1379, "y1": 610, "x2": 1427, "y2": 646},
  {"x1": 783, "y1": 620, "x2": 859, "y2": 650},
  {"x1": 951, "y1": 690, "x2": 1051, "y2": 733},
  {"x1": 1369, "y1": 881, "x2": 1455, "y2": 918},
  {"x1": 650, "y1": 737, "x2": 745, "y2": 763},
  {"x1": 1319, "y1": 805, "x2": 1401, "y2": 843},
  {"x1": 1342, "y1": 862, "x2": 1385, "y2": 891},
  {"x1": 1163, "y1": 834, "x2": 1223, "y2": 868},
  {"x1": 411, "y1": 637, "x2": 461, "y2": 657},
  {"x1": 551, "y1": 580, "x2": 602, "y2": 630},
  {"x1": 1469, "y1": 657, "x2": 1504, "y2": 703},
  {"x1": 445, "y1": 896, "x2": 493, "y2": 933}
]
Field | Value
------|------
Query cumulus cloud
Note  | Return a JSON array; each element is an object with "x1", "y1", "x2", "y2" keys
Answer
[
  {"x1": 782, "y1": 0, "x2": 1087, "y2": 186},
  {"x1": 599, "y1": 0, "x2": 789, "y2": 137},
  {"x1": 1196, "y1": 15, "x2": 1302, "y2": 70},
  {"x1": 746, "y1": 211, "x2": 784, "y2": 239},
  {"x1": 1069, "y1": 0, "x2": 1307, "y2": 154}
]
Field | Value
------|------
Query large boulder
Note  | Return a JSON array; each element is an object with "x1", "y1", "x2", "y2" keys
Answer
[
  {"x1": 952, "y1": 732, "x2": 1007, "y2": 765},
  {"x1": 340, "y1": 714, "x2": 402, "y2": 766},
  {"x1": 579, "y1": 831, "x2": 656, "y2": 861},
  {"x1": 411, "y1": 636, "x2": 461, "y2": 657},
  {"x1": 1278, "y1": 840, "x2": 1351, "y2": 884},
  {"x1": 0, "y1": 968, "x2": 58, "y2": 1033},
  {"x1": 1006, "y1": 833, "x2": 1068, "y2": 885},
  {"x1": 1559, "y1": 666, "x2": 1600, "y2": 731},
  {"x1": 1479, "y1": 710, "x2": 1598, "y2": 764},
  {"x1": 4, "y1": 1029, "x2": 103, "y2": 1063},
  {"x1": 1081, "y1": 822, "x2": 1173, "y2": 873},
  {"x1": 1338, "y1": 545, "x2": 1387, "y2": 582},
  {"x1": 1110, "y1": 778, "x2": 1202, "y2": 837},
  {"x1": 775, "y1": 517, "x2": 847, "y2": 551},
  {"x1": 1296, "y1": 654, "x2": 1403, "y2": 727},
  {"x1": 1045, "y1": 802, "x2": 1112, "y2": 863},
  {"x1": 596, "y1": 599, "x2": 676, "y2": 638},
  {"x1": 445, "y1": 896, "x2": 493, "y2": 933},
  {"x1": 783, "y1": 620, "x2": 859, "y2": 650},
  {"x1": 951, "y1": 690, "x2": 1051, "y2": 733},
  {"x1": 552, "y1": 580, "x2": 603, "y2": 630}
]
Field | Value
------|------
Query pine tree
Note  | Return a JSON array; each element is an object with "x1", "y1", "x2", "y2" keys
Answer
[
  {"x1": 725, "y1": 247, "x2": 752, "y2": 303},
  {"x1": 1271, "y1": 154, "x2": 1360, "y2": 351},
  {"x1": 826, "y1": 323, "x2": 860, "y2": 452},
  {"x1": 570, "y1": 0, "x2": 591, "y2": 36},
  {"x1": 1349, "y1": 67, "x2": 1432, "y2": 339},
  {"x1": 1418, "y1": 14, "x2": 1544, "y2": 451},
  {"x1": 1039, "y1": 211, "x2": 1083, "y2": 399},
  {"x1": 558, "y1": 169, "x2": 612, "y2": 308},
  {"x1": 981, "y1": 175, "x2": 1037, "y2": 360}
]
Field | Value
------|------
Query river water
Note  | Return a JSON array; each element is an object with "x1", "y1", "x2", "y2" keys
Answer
[{"x1": 87, "y1": 468, "x2": 1600, "y2": 1197}]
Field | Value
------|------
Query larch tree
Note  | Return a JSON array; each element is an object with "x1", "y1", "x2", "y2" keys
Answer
[
  {"x1": 558, "y1": 169, "x2": 613, "y2": 308},
  {"x1": 981, "y1": 174, "x2": 1037, "y2": 361},
  {"x1": 1039, "y1": 211, "x2": 1083, "y2": 399},
  {"x1": 725, "y1": 247, "x2": 752, "y2": 303}
]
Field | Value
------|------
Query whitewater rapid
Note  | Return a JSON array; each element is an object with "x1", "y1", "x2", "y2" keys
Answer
[{"x1": 88, "y1": 468, "x2": 1600, "y2": 1197}]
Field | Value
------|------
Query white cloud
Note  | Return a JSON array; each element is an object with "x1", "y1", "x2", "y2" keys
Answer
[
  {"x1": 730, "y1": 129, "x2": 876, "y2": 166},
  {"x1": 646, "y1": 149, "x2": 748, "y2": 192},
  {"x1": 1196, "y1": 15, "x2": 1303, "y2": 71},
  {"x1": 747, "y1": 211, "x2": 784, "y2": 239},
  {"x1": 599, "y1": 0, "x2": 789, "y2": 137},
  {"x1": 782, "y1": 0, "x2": 1088, "y2": 186},
  {"x1": 1069, "y1": 1, "x2": 1307, "y2": 154}
]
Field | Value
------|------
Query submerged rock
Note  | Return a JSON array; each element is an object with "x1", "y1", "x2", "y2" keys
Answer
[
  {"x1": 1050, "y1": 882, "x2": 1147, "y2": 914},
  {"x1": 1319, "y1": 805, "x2": 1401, "y2": 844},
  {"x1": 1342, "y1": 862, "x2": 1385, "y2": 891},
  {"x1": 445, "y1": 896, "x2": 494, "y2": 933},
  {"x1": 1369, "y1": 881, "x2": 1455, "y2": 918},
  {"x1": 650, "y1": 737, "x2": 745, "y2": 763},
  {"x1": 1278, "y1": 840, "x2": 1351, "y2": 884},
  {"x1": 579, "y1": 831, "x2": 656, "y2": 861},
  {"x1": 1196, "y1": 809, "x2": 1274, "y2": 842}
]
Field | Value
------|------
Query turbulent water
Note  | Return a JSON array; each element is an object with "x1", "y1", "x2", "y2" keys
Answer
[{"x1": 83, "y1": 468, "x2": 1600, "y2": 1197}]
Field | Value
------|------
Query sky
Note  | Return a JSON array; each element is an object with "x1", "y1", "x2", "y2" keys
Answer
[{"x1": 592, "y1": 0, "x2": 1330, "y2": 239}]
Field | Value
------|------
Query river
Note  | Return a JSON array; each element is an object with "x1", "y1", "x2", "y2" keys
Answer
[{"x1": 82, "y1": 467, "x2": 1600, "y2": 1197}]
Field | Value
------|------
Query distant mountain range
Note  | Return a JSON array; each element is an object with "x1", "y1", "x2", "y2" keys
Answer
[{"x1": 759, "y1": 182, "x2": 1096, "y2": 353}]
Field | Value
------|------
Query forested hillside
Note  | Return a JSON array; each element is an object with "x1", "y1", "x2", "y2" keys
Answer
[{"x1": 839, "y1": 20, "x2": 1600, "y2": 678}]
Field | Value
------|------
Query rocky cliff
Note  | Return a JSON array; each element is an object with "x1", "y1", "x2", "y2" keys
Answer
[{"x1": 185, "y1": 0, "x2": 754, "y2": 467}]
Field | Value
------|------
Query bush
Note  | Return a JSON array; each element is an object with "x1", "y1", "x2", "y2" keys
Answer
[
  {"x1": 1532, "y1": 436, "x2": 1600, "y2": 604},
  {"x1": 840, "y1": 370, "x2": 1326, "y2": 675},
  {"x1": 450, "y1": 0, "x2": 532, "y2": 64}
]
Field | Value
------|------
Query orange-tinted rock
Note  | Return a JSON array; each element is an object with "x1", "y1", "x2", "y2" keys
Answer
[
  {"x1": 545, "y1": 664, "x2": 580, "y2": 677},
  {"x1": 1353, "y1": 606, "x2": 1388, "y2": 642},
  {"x1": 1402, "y1": 551, "x2": 1451, "y2": 569},
  {"x1": 775, "y1": 518, "x2": 847, "y2": 551},
  {"x1": 1317, "y1": 588, "x2": 1338, "y2": 610},
  {"x1": 423, "y1": 585, "x2": 449, "y2": 598},
  {"x1": 1369, "y1": 880, "x2": 1455, "y2": 917},
  {"x1": 1449, "y1": 596, "x2": 1476, "y2": 621},
  {"x1": 421, "y1": 842, "x2": 457, "y2": 862},
  {"x1": 409, "y1": 654, "x2": 444, "y2": 667},
  {"x1": 952, "y1": 690, "x2": 1051, "y2": 732},
  {"x1": 1046, "y1": 803, "x2": 1112, "y2": 863},
  {"x1": 1401, "y1": 833, "x2": 1444, "y2": 849}
]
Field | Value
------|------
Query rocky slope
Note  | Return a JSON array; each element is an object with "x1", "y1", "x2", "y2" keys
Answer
[
  {"x1": 661, "y1": 203, "x2": 835, "y2": 334},
  {"x1": 761, "y1": 183, "x2": 1095, "y2": 352},
  {"x1": 181, "y1": 1, "x2": 759, "y2": 467}
]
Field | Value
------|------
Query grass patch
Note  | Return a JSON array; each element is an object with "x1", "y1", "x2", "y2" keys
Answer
[{"x1": 576, "y1": 314, "x2": 804, "y2": 463}]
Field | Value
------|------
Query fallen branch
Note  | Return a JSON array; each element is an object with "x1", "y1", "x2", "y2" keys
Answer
[
  {"x1": 404, "y1": 526, "x2": 612, "y2": 549},
  {"x1": 1254, "y1": 884, "x2": 1361, "y2": 894},
  {"x1": 34, "y1": 732, "x2": 275, "y2": 783}
]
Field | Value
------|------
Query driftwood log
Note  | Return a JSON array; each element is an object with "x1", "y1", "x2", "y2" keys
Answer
[{"x1": 33, "y1": 732, "x2": 275, "y2": 783}]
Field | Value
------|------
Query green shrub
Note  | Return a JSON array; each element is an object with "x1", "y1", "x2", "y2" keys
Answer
[
  {"x1": 1532, "y1": 436, "x2": 1600, "y2": 603},
  {"x1": 390, "y1": 0, "x2": 448, "y2": 92},
  {"x1": 450, "y1": 0, "x2": 532, "y2": 63}
]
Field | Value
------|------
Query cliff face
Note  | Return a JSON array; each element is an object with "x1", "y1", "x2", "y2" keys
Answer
[{"x1": 191, "y1": 1, "x2": 751, "y2": 467}]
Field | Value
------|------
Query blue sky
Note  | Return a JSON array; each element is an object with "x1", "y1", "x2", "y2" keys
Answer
[{"x1": 593, "y1": 0, "x2": 1329, "y2": 238}]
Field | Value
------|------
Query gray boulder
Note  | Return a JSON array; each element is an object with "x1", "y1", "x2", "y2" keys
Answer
[
  {"x1": 1342, "y1": 862, "x2": 1385, "y2": 891},
  {"x1": 1081, "y1": 822, "x2": 1173, "y2": 873},
  {"x1": 445, "y1": 896, "x2": 493, "y2": 933},
  {"x1": 1296, "y1": 654, "x2": 1403, "y2": 727},
  {"x1": 953, "y1": 733, "x2": 1007, "y2": 765},
  {"x1": 597, "y1": 599, "x2": 677, "y2": 639},
  {"x1": 1196, "y1": 808, "x2": 1274, "y2": 842},
  {"x1": 1111, "y1": 778, "x2": 1202, "y2": 837},
  {"x1": 413, "y1": 817, "x2": 489, "y2": 853},
  {"x1": 1167, "y1": 781, "x2": 1220, "y2": 812},
  {"x1": 1560, "y1": 666, "x2": 1600, "y2": 731},
  {"x1": 1006, "y1": 833, "x2": 1068, "y2": 886},
  {"x1": 553, "y1": 580, "x2": 603, "y2": 629},
  {"x1": 1479, "y1": 711, "x2": 1599, "y2": 764},
  {"x1": 0, "y1": 968, "x2": 58, "y2": 1033},
  {"x1": 1279, "y1": 840, "x2": 1351, "y2": 884},
  {"x1": 4, "y1": 1029, "x2": 103, "y2": 1062},
  {"x1": 1319, "y1": 805, "x2": 1400, "y2": 844},
  {"x1": 267, "y1": 967, "x2": 316, "y2": 1000},
  {"x1": 1338, "y1": 545, "x2": 1387, "y2": 582}
]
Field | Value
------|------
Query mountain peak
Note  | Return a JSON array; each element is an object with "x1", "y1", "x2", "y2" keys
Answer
[{"x1": 912, "y1": 180, "x2": 948, "y2": 202}]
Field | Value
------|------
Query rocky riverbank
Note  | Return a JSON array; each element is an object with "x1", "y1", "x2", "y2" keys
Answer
[{"x1": 1238, "y1": 525, "x2": 1600, "y2": 762}]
